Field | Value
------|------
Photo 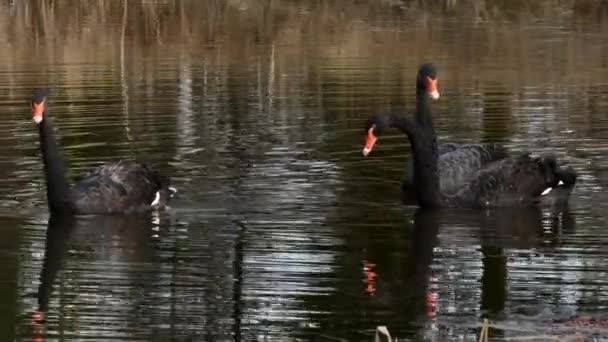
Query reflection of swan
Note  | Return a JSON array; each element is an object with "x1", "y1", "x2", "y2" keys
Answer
[
  {"x1": 416, "y1": 206, "x2": 576, "y2": 341},
  {"x1": 407, "y1": 209, "x2": 442, "y2": 320},
  {"x1": 434, "y1": 206, "x2": 575, "y2": 249},
  {"x1": 341, "y1": 209, "x2": 443, "y2": 339},
  {"x1": 35, "y1": 215, "x2": 75, "y2": 315},
  {"x1": 31, "y1": 214, "x2": 157, "y2": 338},
  {"x1": 355, "y1": 206, "x2": 575, "y2": 340}
]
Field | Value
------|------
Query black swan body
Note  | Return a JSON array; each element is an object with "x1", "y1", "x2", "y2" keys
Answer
[
  {"x1": 428, "y1": 143, "x2": 508, "y2": 193},
  {"x1": 362, "y1": 64, "x2": 577, "y2": 208},
  {"x1": 368, "y1": 113, "x2": 508, "y2": 194},
  {"x1": 32, "y1": 88, "x2": 176, "y2": 215}
]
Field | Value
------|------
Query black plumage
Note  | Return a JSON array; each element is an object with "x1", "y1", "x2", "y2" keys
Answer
[
  {"x1": 370, "y1": 112, "x2": 508, "y2": 194},
  {"x1": 363, "y1": 63, "x2": 577, "y2": 208},
  {"x1": 32, "y1": 88, "x2": 175, "y2": 215}
]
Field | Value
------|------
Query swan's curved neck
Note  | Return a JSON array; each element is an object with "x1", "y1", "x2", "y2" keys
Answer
[
  {"x1": 39, "y1": 116, "x2": 73, "y2": 214},
  {"x1": 410, "y1": 88, "x2": 441, "y2": 208},
  {"x1": 386, "y1": 112, "x2": 413, "y2": 135},
  {"x1": 416, "y1": 85, "x2": 434, "y2": 127}
]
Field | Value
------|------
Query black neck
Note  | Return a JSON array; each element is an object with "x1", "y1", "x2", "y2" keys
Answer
[
  {"x1": 37, "y1": 215, "x2": 75, "y2": 311},
  {"x1": 416, "y1": 85, "x2": 434, "y2": 127},
  {"x1": 38, "y1": 116, "x2": 73, "y2": 214},
  {"x1": 386, "y1": 112, "x2": 414, "y2": 135},
  {"x1": 409, "y1": 87, "x2": 441, "y2": 208}
]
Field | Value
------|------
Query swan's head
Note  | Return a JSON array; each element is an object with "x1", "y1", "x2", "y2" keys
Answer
[
  {"x1": 31, "y1": 88, "x2": 49, "y2": 125},
  {"x1": 417, "y1": 63, "x2": 440, "y2": 100},
  {"x1": 362, "y1": 63, "x2": 440, "y2": 157},
  {"x1": 362, "y1": 114, "x2": 390, "y2": 156}
]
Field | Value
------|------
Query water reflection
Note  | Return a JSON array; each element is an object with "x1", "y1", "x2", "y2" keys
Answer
[
  {"x1": 1, "y1": 0, "x2": 608, "y2": 341},
  {"x1": 28, "y1": 214, "x2": 162, "y2": 340},
  {"x1": 35, "y1": 216, "x2": 75, "y2": 315},
  {"x1": 419, "y1": 206, "x2": 580, "y2": 341},
  {"x1": 21, "y1": 204, "x2": 595, "y2": 341},
  {"x1": 360, "y1": 206, "x2": 575, "y2": 339}
]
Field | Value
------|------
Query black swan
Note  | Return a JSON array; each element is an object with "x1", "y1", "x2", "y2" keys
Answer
[
  {"x1": 363, "y1": 90, "x2": 508, "y2": 193},
  {"x1": 362, "y1": 63, "x2": 577, "y2": 208},
  {"x1": 366, "y1": 116, "x2": 508, "y2": 194},
  {"x1": 32, "y1": 88, "x2": 176, "y2": 215}
]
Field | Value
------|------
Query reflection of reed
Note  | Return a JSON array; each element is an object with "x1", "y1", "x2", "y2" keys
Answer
[
  {"x1": 1, "y1": 0, "x2": 606, "y2": 98},
  {"x1": 120, "y1": 0, "x2": 133, "y2": 150}
]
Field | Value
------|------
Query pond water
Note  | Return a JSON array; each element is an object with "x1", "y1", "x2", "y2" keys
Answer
[{"x1": 1, "y1": 1, "x2": 608, "y2": 341}]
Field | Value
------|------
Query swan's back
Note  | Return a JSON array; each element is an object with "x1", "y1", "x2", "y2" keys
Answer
[
  {"x1": 445, "y1": 154, "x2": 575, "y2": 208},
  {"x1": 72, "y1": 161, "x2": 171, "y2": 214},
  {"x1": 403, "y1": 143, "x2": 507, "y2": 192},
  {"x1": 438, "y1": 143, "x2": 508, "y2": 193}
]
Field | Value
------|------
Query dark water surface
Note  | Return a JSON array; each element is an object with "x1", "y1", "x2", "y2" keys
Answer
[{"x1": 1, "y1": 1, "x2": 608, "y2": 341}]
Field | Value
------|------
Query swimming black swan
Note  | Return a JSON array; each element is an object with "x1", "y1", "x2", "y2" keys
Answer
[
  {"x1": 32, "y1": 88, "x2": 176, "y2": 215},
  {"x1": 363, "y1": 99, "x2": 508, "y2": 193},
  {"x1": 362, "y1": 63, "x2": 577, "y2": 208}
]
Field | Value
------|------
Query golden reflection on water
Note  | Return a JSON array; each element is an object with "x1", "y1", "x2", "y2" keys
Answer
[{"x1": 1, "y1": 1, "x2": 607, "y2": 83}]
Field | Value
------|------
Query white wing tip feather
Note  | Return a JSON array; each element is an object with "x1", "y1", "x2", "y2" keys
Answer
[{"x1": 150, "y1": 191, "x2": 161, "y2": 206}]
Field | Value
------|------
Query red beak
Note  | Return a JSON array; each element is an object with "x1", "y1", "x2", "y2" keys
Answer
[
  {"x1": 32, "y1": 100, "x2": 45, "y2": 124},
  {"x1": 362, "y1": 126, "x2": 377, "y2": 156},
  {"x1": 426, "y1": 76, "x2": 440, "y2": 100}
]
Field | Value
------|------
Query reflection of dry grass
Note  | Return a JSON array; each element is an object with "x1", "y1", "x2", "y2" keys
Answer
[
  {"x1": 0, "y1": 0, "x2": 605, "y2": 128},
  {"x1": 0, "y1": 1, "x2": 605, "y2": 78},
  {"x1": 0, "y1": 0, "x2": 607, "y2": 131}
]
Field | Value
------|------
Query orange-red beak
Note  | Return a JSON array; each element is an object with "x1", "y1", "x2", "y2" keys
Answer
[
  {"x1": 426, "y1": 76, "x2": 440, "y2": 100},
  {"x1": 362, "y1": 126, "x2": 377, "y2": 156},
  {"x1": 32, "y1": 99, "x2": 45, "y2": 124}
]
